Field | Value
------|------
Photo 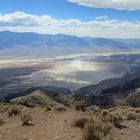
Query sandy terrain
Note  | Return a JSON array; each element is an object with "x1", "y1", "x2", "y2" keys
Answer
[{"x1": 0, "y1": 105, "x2": 140, "y2": 140}]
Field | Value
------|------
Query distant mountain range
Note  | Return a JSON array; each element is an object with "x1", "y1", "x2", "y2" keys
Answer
[
  {"x1": 0, "y1": 31, "x2": 139, "y2": 58},
  {"x1": 0, "y1": 31, "x2": 139, "y2": 49}
]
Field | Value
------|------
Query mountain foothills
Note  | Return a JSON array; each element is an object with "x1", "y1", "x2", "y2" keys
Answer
[{"x1": 1, "y1": 71, "x2": 140, "y2": 108}]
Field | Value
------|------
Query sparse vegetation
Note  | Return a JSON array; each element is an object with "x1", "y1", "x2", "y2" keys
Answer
[
  {"x1": 71, "y1": 110, "x2": 114, "y2": 140},
  {"x1": 8, "y1": 105, "x2": 20, "y2": 116},
  {"x1": 90, "y1": 105, "x2": 101, "y2": 113},
  {"x1": 0, "y1": 101, "x2": 140, "y2": 140},
  {"x1": 102, "y1": 122, "x2": 112, "y2": 137},
  {"x1": 111, "y1": 113, "x2": 123, "y2": 128},
  {"x1": 20, "y1": 114, "x2": 33, "y2": 126},
  {"x1": 45, "y1": 105, "x2": 52, "y2": 112},
  {"x1": 0, "y1": 119, "x2": 5, "y2": 126},
  {"x1": 83, "y1": 117, "x2": 113, "y2": 140},
  {"x1": 0, "y1": 105, "x2": 9, "y2": 113},
  {"x1": 127, "y1": 113, "x2": 140, "y2": 122},
  {"x1": 72, "y1": 117, "x2": 88, "y2": 128},
  {"x1": 83, "y1": 119, "x2": 102, "y2": 140},
  {"x1": 101, "y1": 111, "x2": 123, "y2": 128},
  {"x1": 74, "y1": 101, "x2": 87, "y2": 111}
]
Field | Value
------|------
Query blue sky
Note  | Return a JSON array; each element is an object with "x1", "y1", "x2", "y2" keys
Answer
[
  {"x1": 0, "y1": 0, "x2": 139, "y2": 38},
  {"x1": 0, "y1": 0, "x2": 140, "y2": 21}
]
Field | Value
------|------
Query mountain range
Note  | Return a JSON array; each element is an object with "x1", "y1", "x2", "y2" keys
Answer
[{"x1": 0, "y1": 31, "x2": 139, "y2": 49}]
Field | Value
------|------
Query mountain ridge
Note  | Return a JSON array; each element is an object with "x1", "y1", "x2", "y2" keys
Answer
[
  {"x1": 0, "y1": 31, "x2": 139, "y2": 49},
  {"x1": 3, "y1": 74, "x2": 140, "y2": 108}
]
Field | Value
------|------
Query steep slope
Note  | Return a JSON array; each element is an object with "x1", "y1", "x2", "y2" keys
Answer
[
  {"x1": 74, "y1": 76, "x2": 140, "y2": 107},
  {"x1": 126, "y1": 88, "x2": 140, "y2": 107}
]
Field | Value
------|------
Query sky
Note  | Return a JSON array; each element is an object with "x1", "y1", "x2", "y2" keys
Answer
[{"x1": 0, "y1": 0, "x2": 140, "y2": 38}]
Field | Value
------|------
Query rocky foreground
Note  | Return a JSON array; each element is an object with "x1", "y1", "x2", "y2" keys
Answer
[{"x1": 0, "y1": 97, "x2": 140, "y2": 140}]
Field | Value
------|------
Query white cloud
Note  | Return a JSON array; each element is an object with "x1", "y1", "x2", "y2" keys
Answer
[
  {"x1": 68, "y1": 0, "x2": 140, "y2": 10},
  {"x1": 0, "y1": 11, "x2": 140, "y2": 38},
  {"x1": 95, "y1": 16, "x2": 108, "y2": 20}
]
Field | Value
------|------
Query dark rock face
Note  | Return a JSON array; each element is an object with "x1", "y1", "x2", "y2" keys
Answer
[
  {"x1": 75, "y1": 76, "x2": 140, "y2": 95},
  {"x1": 73, "y1": 76, "x2": 140, "y2": 108},
  {"x1": 75, "y1": 78, "x2": 125, "y2": 95},
  {"x1": 126, "y1": 90, "x2": 140, "y2": 107}
]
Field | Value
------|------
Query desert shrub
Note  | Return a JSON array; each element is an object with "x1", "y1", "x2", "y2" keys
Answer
[
  {"x1": 8, "y1": 106, "x2": 20, "y2": 116},
  {"x1": 102, "y1": 123, "x2": 112, "y2": 136},
  {"x1": 72, "y1": 117, "x2": 88, "y2": 128},
  {"x1": 20, "y1": 114, "x2": 33, "y2": 126},
  {"x1": 110, "y1": 114, "x2": 123, "y2": 128},
  {"x1": 101, "y1": 111, "x2": 112, "y2": 123},
  {"x1": 0, "y1": 104, "x2": 9, "y2": 113},
  {"x1": 83, "y1": 119, "x2": 103, "y2": 140},
  {"x1": 74, "y1": 101, "x2": 87, "y2": 111},
  {"x1": 79, "y1": 117, "x2": 113, "y2": 140},
  {"x1": 83, "y1": 119, "x2": 113, "y2": 140},
  {"x1": 45, "y1": 105, "x2": 52, "y2": 112},
  {"x1": 127, "y1": 113, "x2": 140, "y2": 122},
  {"x1": 0, "y1": 119, "x2": 5, "y2": 126},
  {"x1": 127, "y1": 113, "x2": 136, "y2": 120},
  {"x1": 102, "y1": 112, "x2": 123, "y2": 129},
  {"x1": 102, "y1": 111, "x2": 110, "y2": 116},
  {"x1": 135, "y1": 108, "x2": 140, "y2": 113},
  {"x1": 90, "y1": 105, "x2": 101, "y2": 113},
  {"x1": 54, "y1": 106, "x2": 67, "y2": 112}
]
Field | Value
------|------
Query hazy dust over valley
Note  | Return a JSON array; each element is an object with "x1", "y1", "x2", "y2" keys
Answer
[{"x1": 1, "y1": 52, "x2": 140, "y2": 99}]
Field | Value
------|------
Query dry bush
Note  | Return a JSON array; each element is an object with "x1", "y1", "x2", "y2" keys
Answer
[
  {"x1": 45, "y1": 105, "x2": 52, "y2": 112},
  {"x1": 135, "y1": 108, "x2": 140, "y2": 113},
  {"x1": 83, "y1": 118, "x2": 113, "y2": 140},
  {"x1": 74, "y1": 101, "x2": 87, "y2": 111},
  {"x1": 21, "y1": 114, "x2": 33, "y2": 126},
  {"x1": 72, "y1": 117, "x2": 88, "y2": 128},
  {"x1": 0, "y1": 105, "x2": 9, "y2": 113},
  {"x1": 127, "y1": 113, "x2": 136, "y2": 120},
  {"x1": 127, "y1": 113, "x2": 140, "y2": 122},
  {"x1": 83, "y1": 119, "x2": 103, "y2": 140},
  {"x1": 102, "y1": 122, "x2": 112, "y2": 137},
  {"x1": 71, "y1": 115, "x2": 113, "y2": 140},
  {"x1": 101, "y1": 111, "x2": 123, "y2": 129},
  {"x1": 0, "y1": 119, "x2": 5, "y2": 126},
  {"x1": 111, "y1": 114, "x2": 123, "y2": 128},
  {"x1": 90, "y1": 105, "x2": 101, "y2": 113},
  {"x1": 101, "y1": 111, "x2": 112, "y2": 123},
  {"x1": 102, "y1": 111, "x2": 110, "y2": 116},
  {"x1": 8, "y1": 105, "x2": 20, "y2": 116}
]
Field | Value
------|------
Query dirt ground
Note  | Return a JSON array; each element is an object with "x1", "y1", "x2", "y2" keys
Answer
[{"x1": 0, "y1": 105, "x2": 140, "y2": 140}]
